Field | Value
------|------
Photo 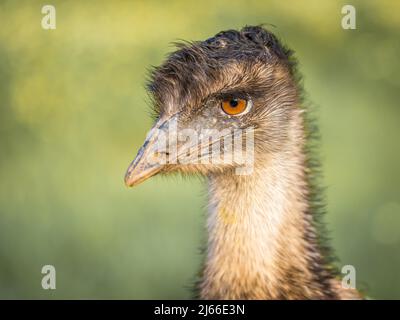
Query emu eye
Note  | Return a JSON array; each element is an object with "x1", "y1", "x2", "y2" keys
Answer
[{"x1": 221, "y1": 98, "x2": 248, "y2": 115}]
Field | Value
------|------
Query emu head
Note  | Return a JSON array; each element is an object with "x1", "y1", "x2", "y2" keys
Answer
[{"x1": 125, "y1": 26, "x2": 298, "y2": 187}]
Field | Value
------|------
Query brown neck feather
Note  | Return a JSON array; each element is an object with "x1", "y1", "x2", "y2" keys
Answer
[{"x1": 199, "y1": 110, "x2": 338, "y2": 299}]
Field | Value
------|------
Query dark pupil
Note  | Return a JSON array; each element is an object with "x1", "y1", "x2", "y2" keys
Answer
[{"x1": 229, "y1": 99, "x2": 239, "y2": 107}]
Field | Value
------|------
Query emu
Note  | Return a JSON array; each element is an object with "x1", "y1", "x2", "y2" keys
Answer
[{"x1": 124, "y1": 26, "x2": 362, "y2": 300}]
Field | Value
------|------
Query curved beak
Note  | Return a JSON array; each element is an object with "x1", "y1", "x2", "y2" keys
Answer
[{"x1": 124, "y1": 114, "x2": 178, "y2": 187}]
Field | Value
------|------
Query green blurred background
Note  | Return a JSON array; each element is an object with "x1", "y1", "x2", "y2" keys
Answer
[{"x1": 0, "y1": 0, "x2": 399, "y2": 299}]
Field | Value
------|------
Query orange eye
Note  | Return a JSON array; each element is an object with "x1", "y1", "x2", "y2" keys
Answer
[{"x1": 221, "y1": 98, "x2": 248, "y2": 115}]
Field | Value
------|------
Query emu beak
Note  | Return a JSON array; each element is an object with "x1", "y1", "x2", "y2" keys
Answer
[{"x1": 124, "y1": 114, "x2": 178, "y2": 187}]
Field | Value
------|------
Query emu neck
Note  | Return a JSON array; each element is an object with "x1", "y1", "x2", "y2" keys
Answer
[{"x1": 200, "y1": 118, "x2": 336, "y2": 299}]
